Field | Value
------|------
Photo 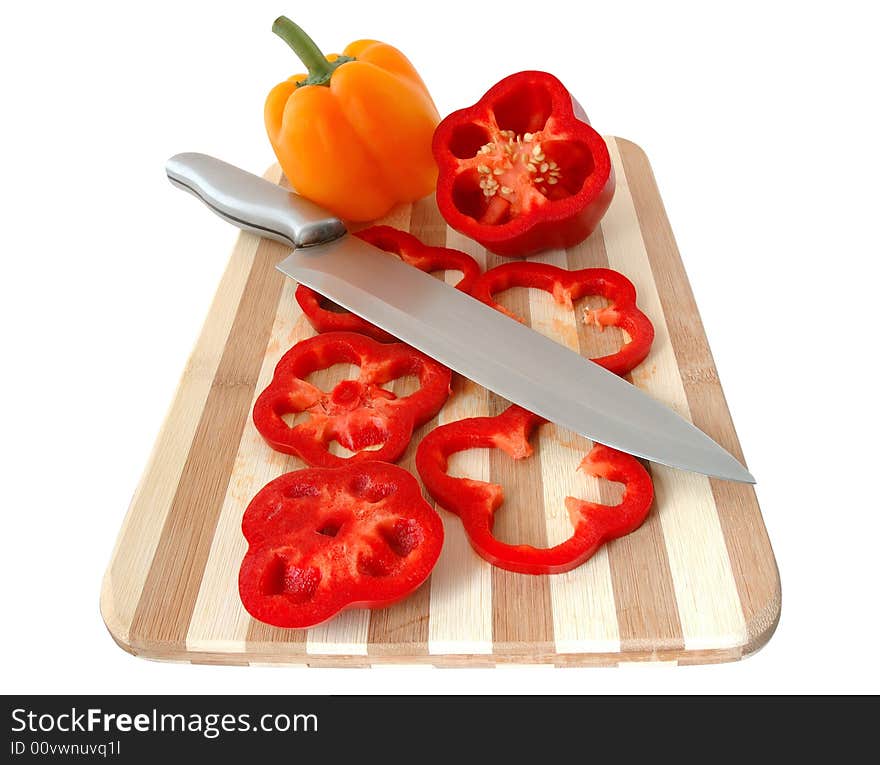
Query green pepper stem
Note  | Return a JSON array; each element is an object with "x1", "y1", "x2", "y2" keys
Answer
[{"x1": 272, "y1": 16, "x2": 352, "y2": 87}]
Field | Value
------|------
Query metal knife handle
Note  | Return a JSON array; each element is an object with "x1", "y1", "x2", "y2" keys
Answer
[{"x1": 165, "y1": 152, "x2": 347, "y2": 248}]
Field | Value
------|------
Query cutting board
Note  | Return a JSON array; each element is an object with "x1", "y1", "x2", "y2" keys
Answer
[{"x1": 101, "y1": 138, "x2": 779, "y2": 667}]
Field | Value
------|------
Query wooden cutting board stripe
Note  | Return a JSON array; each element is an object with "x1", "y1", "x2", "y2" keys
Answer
[
  {"x1": 603, "y1": 139, "x2": 747, "y2": 650},
  {"x1": 564, "y1": 220, "x2": 685, "y2": 652},
  {"x1": 130, "y1": 235, "x2": 289, "y2": 649},
  {"x1": 196, "y1": 272, "x2": 308, "y2": 655},
  {"x1": 101, "y1": 230, "x2": 262, "y2": 651},
  {"x1": 427, "y1": 228, "x2": 494, "y2": 656},
  {"x1": 530, "y1": 246, "x2": 623, "y2": 654},
  {"x1": 365, "y1": 196, "x2": 440, "y2": 657},
  {"x1": 486, "y1": 279, "x2": 555, "y2": 655},
  {"x1": 103, "y1": 138, "x2": 779, "y2": 665},
  {"x1": 617, "y1": 144, "x2": 779, "y2": 650}
]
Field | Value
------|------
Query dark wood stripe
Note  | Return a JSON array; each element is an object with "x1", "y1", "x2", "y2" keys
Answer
[
  {"x1": 130, "y1": 238, "x2": 289, "y2": 650},
  {"x1": 246, "y1": 618, "x2": 308, "y2": 649},
  {"x1": 410, "y1": 194, "x2": 446, "y2": 247},
  {"x1": 566, "y1": 215, "x2": 684, "y2": 653},
  {"x1": 617, "y1": 138, "x2": 780, "y2": 651},
  {"x1": 370, "y1": 199, "x2": 449, "y2": 655},
  {"x1": 367, "y1": 412, "x2": 433, "y2": 655},
  {"x1": 485, "y1": 250, "x2": 554, "y2": 655},
  {"x1": 247, "y1": 345, "x2": 342, "y2": 649}
]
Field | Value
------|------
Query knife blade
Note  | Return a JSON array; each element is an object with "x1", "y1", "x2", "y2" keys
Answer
[{"x1": 166, "y1": 152, "x2": 755, "y2": 484}]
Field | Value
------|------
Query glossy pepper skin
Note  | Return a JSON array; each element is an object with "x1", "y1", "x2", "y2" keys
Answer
[
  {"x1": 471, "y1": 262, "x2": 654, "y2": 376},
  {"x1": 416, "y1": 405, "x2": 653, "y2": 575},
  {"x1": 239, "y1": 462, "x2": 444, "y2": 628},
  {"x1": 253, "y1": 332, "x2": 451, "y2": 467},
  {"x1": 265, "y1": 17, "x2": 440, "y2": 222},
  {"x1": 432, "y1": 70, "x2": 614, "y2": 257},
  {"x1": 295, "y1": 225, "x2": 482, "y2": 342}
]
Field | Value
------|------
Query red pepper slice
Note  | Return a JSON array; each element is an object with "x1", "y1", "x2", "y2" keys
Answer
[
  {"x1": 415, "y1": 405, "x2": 653, "y2": 575},
  {"x1": 470, "y1": 262, "x2": 654, "y2": 376},
  {"x1": 295, "y1": 225, "x2": 482, "y2": 343},
  {"x1": 253, "y1": 332, "x2": 452, "y2": 467},
  {"x1": 432, "y1": 71, "x2": 615, "y2": 258},
  {"x1": 239, "y1": 462, "x2": 444, "y2": 628}
]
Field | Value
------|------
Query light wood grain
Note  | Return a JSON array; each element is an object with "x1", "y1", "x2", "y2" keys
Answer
[
  {"x1": 615, "y1": 139, "x2": 780, "y2": 653},
  {"x1": 526, "y1": 247, "x2": 621, "y2": 654},
  {"x1": 366, "y1": 199, "x2": 432, "y2": 658},
  {"x1": 100, "y1": 164, "x2": 284, "y2": 653},
  {"x1": 604, "y1": 139, "x2": 747, "y2": 650},
  {"x1": 483, "y1": 273, "x2": 554, "y2": 656},
  {"x1": 565, "y1": 214, "x2": 685, "y2": 654},
  {"x1": 426, "y1": 228, "x2": 495, "y2": 656},
  {"x1": 186, "y1": 277, "x2": 308, "y2": 654},
  {"x1": 101, "y1": 139, "x2": 780, "y2": 666}
]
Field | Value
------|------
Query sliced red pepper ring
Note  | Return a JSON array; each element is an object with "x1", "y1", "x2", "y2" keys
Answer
[
  {"x1": 239, "y1": 462, "x2": 444, "y2": 628},
  {"x1": 470, "y1": 262, "x2": 654, "y2": 376},
  {"x1": 415, "y1": 405, "x2": 654, "y2": 575},
  {"x1": 253, "y1": 331, "x2": 452, "y2": 467},
  {"x1": 295, "y1": 225, "x2": 482, "y2": 343},
  {"x1": 432, "y1": 70, "x2": 615, "y2": 257}
]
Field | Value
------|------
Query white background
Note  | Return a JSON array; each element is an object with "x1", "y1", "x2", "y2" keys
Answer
[{"x1": 2, "y1": 0, "x2": 878, "y2": 694}]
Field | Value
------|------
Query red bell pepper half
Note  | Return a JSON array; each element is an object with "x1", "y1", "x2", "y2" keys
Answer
[
  {"x1": 415, "y1": 405, "x2": 653, "y2": 575},
  {"x1": 295, "y1": 225, "x2": 482, "y2": 343},
  {"x1": 470, "y1": 262, "x2": 654, "y2": 376},
  {"x1": 239, "y1": 462, "x2": 444, "y2": 628},
  {"x1": 253, "y1": 331, "x2": 451, "y2": 467},
  {"x1": 432, "y1": 70, "x2": 615, "y2": 257}
]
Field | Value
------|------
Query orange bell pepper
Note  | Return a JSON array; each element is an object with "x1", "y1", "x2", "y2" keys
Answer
[{"x1": 265, "y1": 17, "x2": 441, "y2": 222}]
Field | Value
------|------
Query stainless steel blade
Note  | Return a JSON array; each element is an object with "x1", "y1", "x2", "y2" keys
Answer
[
  {"x1": 166, "y1": 152, "x2": 754, "y2": 483},
  {"x1": 280, "y1": 236, "x2": 755, "y2": 484}
]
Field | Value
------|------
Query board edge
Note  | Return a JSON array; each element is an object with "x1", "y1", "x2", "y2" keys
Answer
[
  {"x1": 99, "y1": 166, "x2": 283, "y2": 661},
  {"x1": 612, "y1": 134, "x2": 782, "y2": 660}
]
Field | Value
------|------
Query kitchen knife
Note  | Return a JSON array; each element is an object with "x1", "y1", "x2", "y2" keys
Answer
[{"x1": 166, "y1": 152, "x2": 755, "y2": 484}]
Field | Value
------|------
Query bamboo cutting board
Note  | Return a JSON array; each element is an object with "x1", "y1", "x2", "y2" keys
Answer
[{"x1": 101, "y1": 138, "x2": 779, "y2": 667}]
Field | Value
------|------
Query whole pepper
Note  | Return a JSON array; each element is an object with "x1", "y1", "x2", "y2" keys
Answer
[{"x1": 265, "y1": 17, "x2": 441, "y2": 222}]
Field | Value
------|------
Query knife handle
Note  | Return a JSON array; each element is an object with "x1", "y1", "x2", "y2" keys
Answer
[{"x1": 165, "y1": 152, "x2": 347, "y2": 248}]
